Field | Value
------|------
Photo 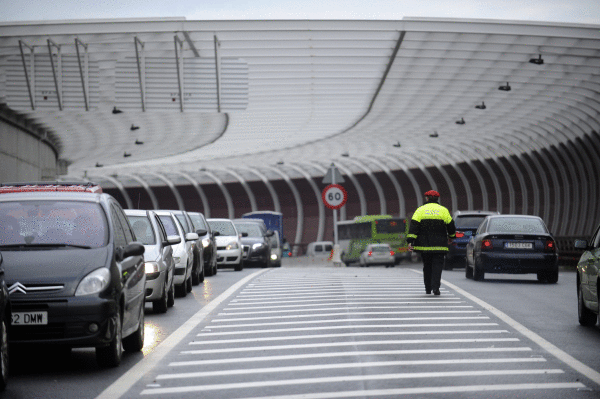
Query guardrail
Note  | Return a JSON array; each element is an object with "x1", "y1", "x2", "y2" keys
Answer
[{"x1": 555, "y1": 236, "x2": 587, "y2": 266}]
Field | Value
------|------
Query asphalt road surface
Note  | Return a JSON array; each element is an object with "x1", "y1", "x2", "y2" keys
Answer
[{"x1": 4, "y1": 258, "x2": 600, "y2": 399}]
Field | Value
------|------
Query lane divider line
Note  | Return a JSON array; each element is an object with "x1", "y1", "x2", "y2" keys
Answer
[
  {"x1": 409, "y1": 268, "x2": 600, "y2": 387},
  {"x1": 95, "y1": 268, "x2": 269, "y2": 399}
]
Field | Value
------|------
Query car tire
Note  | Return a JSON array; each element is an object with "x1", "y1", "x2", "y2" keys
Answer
[
  {"x1": 96, "y1": 310, "x2": 123, "y2": 368},
  {"x1": 546, "y1": 269, "x2": 559, "y2": 284},
  {"x1": 167, "y1": 280, "x2": 175, "y2": 307},
  {"x1": 123, "y1": 305, "x2": 145, "y2": 353},
  {"x1": 473, "y1": 257, "x2": 484, "y2": 281},
  {"x1": 186, "y1": 274, "x2": 193, "y2": 293},
  {"x1": 153, "y1": 280, "x2": 169, "y2": 314},
  {"x1": 213, "y1": 261, "x2": 218, "y2": 275},
  {"x1": 175, "y1": 282, "x2": 187, "y2": 298},
  {"x1": 205, "y1": 258, "x2": 213, "y2": 277},
  {"x1": 465, "y1": 258, "x2": 473, "y2": 279},
  {"x1": 192, "y1": 260, "x2": 204, "y2": 285},
  {"x1": 234, "y1": 260, "x2": 243, "y2": 271},
  {"x1": 0, "y1": 319, "x2": 8, "y2": 391},
  {"x1": 578, "y1": 283, "x2": 597, "y2": 326}
]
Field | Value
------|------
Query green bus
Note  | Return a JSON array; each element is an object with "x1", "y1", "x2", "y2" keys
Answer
[{"x1": 337, "y1": 214, "x2": 414, "y2": 266}]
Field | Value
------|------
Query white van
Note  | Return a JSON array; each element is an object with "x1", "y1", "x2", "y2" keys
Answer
[{"x1": 306, "y1": 241, "x2": 334, "y2": 259}]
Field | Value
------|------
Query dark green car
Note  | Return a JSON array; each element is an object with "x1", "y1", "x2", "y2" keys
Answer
[{"x1": 575, "y1": 231, "x2": 600, "y2": 326}]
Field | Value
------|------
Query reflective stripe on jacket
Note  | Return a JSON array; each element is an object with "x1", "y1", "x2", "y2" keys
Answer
[{"x1": 407, "y1": 202, "x2": 456, "y2": 252}]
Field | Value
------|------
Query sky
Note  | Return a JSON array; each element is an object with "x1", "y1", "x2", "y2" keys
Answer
[{"x1": 1, "y1": 0, "x2": 599, "y2": 25}]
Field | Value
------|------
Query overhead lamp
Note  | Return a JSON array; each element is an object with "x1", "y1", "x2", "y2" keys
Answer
[
  {"x1": 430, "y1": 131, "x2": 439, "y2": 138},
  {"x1": 529, "y1": 54, "x2": 544, "y2": 65},
  {"x1": 498, "y1": 82, "x2": 511, "y2": 91},
  {"x1": 276, "y1": 161, "x2": 284, "y2": 165},
  {"x1": 456, "y1": 118, "x2": 465, "y2": 125},
  {"x1": 123, "y1": 152, "x2": 131, "y2": 157},
  {"x1": 130, "y1": 124, "x2": 140, "y2": 131},
  {"x1": 112, "y1": 106, "x2": 123, "y2": 114},
  {"x1": 95, "y1": 162, "x2": 103, "y2": 167},
  {"x1": 475, "y1": 102, "x2": 486, "y2": 110},
  {"x1": 135, "y1": 139, "x2": 144, "y2": 145},
  {"x1": 341, "y1": 152, "x2": 349, "y2": 157},
  {"x1": 393, "y1": 141, "x2": 401, "y2": 148},
  {"x1": 199, "y1": 167, "x2": 207, "y2": 171}
]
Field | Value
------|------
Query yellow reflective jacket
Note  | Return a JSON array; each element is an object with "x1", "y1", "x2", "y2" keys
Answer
[{"x1": 407, "y1": 202, "x2": 456, "y2": 252}]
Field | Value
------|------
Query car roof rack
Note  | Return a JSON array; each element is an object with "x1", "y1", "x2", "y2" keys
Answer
[{"x1": 0, "y1": 181, "x2": 102, "y2": 194}]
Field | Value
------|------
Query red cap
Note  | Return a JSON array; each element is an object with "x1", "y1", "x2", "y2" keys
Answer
[{"x1": 424, "y1": 190, "x2": 440, "y2": 197}]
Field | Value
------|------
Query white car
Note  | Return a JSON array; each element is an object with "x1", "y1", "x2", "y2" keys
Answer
[
  {"x1": 207, "y1": 218, "x2": 244, "y2": 271},
  {"x1": 359, "y1": 243, "x2": 395, "y2": 267},
  {"x1": 155, "y1": 211, "x2": 198, "y2": 296},
  {"x1": 125, "y1": 209, "x2": 180, "y2": 313}
]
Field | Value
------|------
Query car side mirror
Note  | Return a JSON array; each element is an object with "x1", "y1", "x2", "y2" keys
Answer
[
  {"x1": 574, "y1": 239, "x2": 588, "y2": 250},
  {"x1": 117, "y1": 242, "x2": 145, "y2": 261},
  {"x1": 212, "y1": 231, "x2": 220, "y2": 237},
  {"x1": 165, "y1": 235, "x2": 181, "y2": 246},
  {"x1": 196, "y1": 229, "x2": 207, "y2": 236},
  {"x1": 241, "y1": 232, "x2": 248, "y2": 237},
  {"x1": 185, "y1": 232, "x2": 199, "y2": 242},
  {"x1": 266, "y1": 230, "x2": 274, "y2": 237}
]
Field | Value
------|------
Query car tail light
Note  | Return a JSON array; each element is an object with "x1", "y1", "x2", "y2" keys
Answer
[
  {"x1": 544, "y1": 239, "x2": 556, "y2": 253},
  {"x1": 481, "y1": 239, "x2": 493, "y2": 250},
  {"x1": 287, "y1": 252, "x2": 292, "y2": 257},
  {"x1": 390, "y1": 251, "x2": 395, "y2": 256},
  {"x1": 368, "y1": 251, "x2": 373, "y2": 257},
  {"x1": 455, "y1": 231, "x2": 465, "y2": 238}
]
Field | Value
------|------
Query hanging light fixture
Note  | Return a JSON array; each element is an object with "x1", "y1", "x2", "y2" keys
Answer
[
  {"x1": 529, "y1": 54, "x2": 544, "y2": 65},
  {"x1": 475, "y1": 102, "x2": 486, "y2": 110}
]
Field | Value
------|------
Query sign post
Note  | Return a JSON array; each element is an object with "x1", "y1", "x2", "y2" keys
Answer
[{"x1": 322, "y1": 163, "x2": 346, "y2": 266}]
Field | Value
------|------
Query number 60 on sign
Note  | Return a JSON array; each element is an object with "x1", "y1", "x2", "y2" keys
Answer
[{"x1": 322, "y1": 184, "x2": 348, "y2": 210}]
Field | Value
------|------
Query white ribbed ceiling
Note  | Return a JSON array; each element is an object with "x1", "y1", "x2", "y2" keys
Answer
[{"x1": 0, "y1": 18, "x2": 599, "y2": 186}]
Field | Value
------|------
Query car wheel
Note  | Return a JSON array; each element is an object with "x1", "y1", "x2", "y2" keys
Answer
[
  {"x1": 473, "y1": 257, "x2": 484, "y2": 281},
  {"x1": 186, "y1": 274, "x2": 193, "y2": 293},
  {"x1": 96, "y1": 309, "x2": 123, "y2": 368},
  {"x1": 192, "y1": 259, "x2": 203, "y2": 285},
  {"x1": 546, "y1": 269, "x2": 559, "y2": 284},
  {"x1": 153, "y1": 279, "x2": 169, "y2": 314},
  {"x1": 198, "y1": 262, "x2": 205, "y2": 283},
  {"x1": 465, "y1": 257, "x2": 473, "y2": 279},
  {"x1": 175, "y1": 282, "x2": 187, "y2": 298},
  {"x1": 123, "y1": 304, "x2": 145, "y2": 352},
  {"x1": 167, "y1": 279, "x2": 175, "y2": 307},
  {"x1": 578, "y1": 283, "x2": 597, "y2": 326},
  {"x1": 0, "y1": 319, "x2": 8, "y2": 391},
  {"x1": 213, "y1": 260, "x2": 218, "y2": 275},
  {"x1": 234, "y1": 260, "x2": 243, "y2": 271},
  {"x1": 204, "y1": 258, "x2": 213, "y2": 277}
]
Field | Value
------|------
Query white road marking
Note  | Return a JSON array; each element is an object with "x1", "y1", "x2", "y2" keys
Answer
[
  {"x1": 95, "y1": 269, "x2": 269, "y2": 399},
  {"x1": 199, "y1": 322, "x2": 500, "y2": 335},
  {"x1": 170, "y1": 346, "x2": 534, "y2": 367},
  {"x1": 140, "y1": 370, "x2": 566, "y2": 395},
  {"x1": 212, "y1": 310, "x2": 481, "y2": 322},
  {"x1": 225, "y1": 301, "x2": 465, "y2": 310},
  {"x1": 157, "y1": 358, "x2": 548, "y2": 379},
  {"x1": 425, "y1": 271, "x2": 600, "y2": 387},
  {"x1": 229, "y1": 299, "x2": 464, "y2": 305},
  {"x1": 221, "y1": 305, "x2": 473, "y2": 313},
  {"x1": 181, "y1": 338, "x2": 520, "y2": 354},
  {"x1": 190, "y1": 330, "x2": 510, "y2": 344}
]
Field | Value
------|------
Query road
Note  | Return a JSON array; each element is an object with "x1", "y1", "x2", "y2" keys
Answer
[{"x1": 3, "y1": 259, "x2": 599, "y2": 399}]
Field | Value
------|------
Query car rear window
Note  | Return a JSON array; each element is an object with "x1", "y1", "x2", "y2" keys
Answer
[
  {"x1": 488, "y1": 217, "x2": 546, "y2": 234},
  {"x1": 371, "y1": 245, "x2": 391, "y2": 252},
  {"x1": 127, "y1": 215, "x2": 156, "y2": 245},
  {"x1": 0, "y1": 200, "x2": 108, "y2": 248},
  {"x1": 208, "y1": 220, "x2": 237, "y2": 236},
  {"x1": 455, "y1": 215, "x2": 489, "y2": 229}
]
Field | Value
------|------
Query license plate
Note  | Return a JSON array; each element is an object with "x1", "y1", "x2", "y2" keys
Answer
[
  {"x1": 505, "y1": 242, "x2": 533, "y2": 249},
  {"x1": 11, "y1": 311, "x2": 48, "y2": 325}
]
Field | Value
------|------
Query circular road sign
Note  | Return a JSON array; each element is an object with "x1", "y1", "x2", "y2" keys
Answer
[{"x1": 322, "y1": 184, "x2": 348, "y2": 210}]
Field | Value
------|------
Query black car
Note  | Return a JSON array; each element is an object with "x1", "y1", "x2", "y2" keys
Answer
[
  {"x1": 187, "y1": 211, "x2": 218, "y2": 277},
  {"x1": 465, "y1": 214, "x2": 558, "y2": 283},
  {"x1": 0, "y1": 183, "x2": 146, "y2": 367},
  {"x1": 233, "y1": 219, "x2": 274, "y2": 267},
  {"x1": 0, "y1": 253, "x2": 10, "y2": 390},
  {"x1": 445, "y1": 210, "x2": 500, "y2": 270}
]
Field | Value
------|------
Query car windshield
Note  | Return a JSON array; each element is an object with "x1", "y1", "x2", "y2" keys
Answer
[
  {"x1": 188, "y1": 214, "x2": 207, "y2": 230},
  {"x1": 456, "y1": 215, "x2": 490, "y2": 229},
  {"x1": 127, "y1": 215, "x2": 156, "y2": 245},
  {"x1": 208, "y1": 220, "x2": 237, "y2": 236},
  {"x1": 0, "y1": 200, "x2": 108, "y2": 248},
  {"x1": 234, "y1": 223, "x2": 263, "y2": 237},
  {"x1": 488, "y1": 217, "x2": 547, "y2": 234}
]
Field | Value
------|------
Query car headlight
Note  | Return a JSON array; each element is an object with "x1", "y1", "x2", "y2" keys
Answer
[
  {"x1": 271, "y1": 253, "x2": 279, "y2": 261},
  {"x1": 226, "y1": 241, "x2": 239, "y2": 250},
  {"x1": 252, "y1": 243, "x2": 264, "y2": 250},
  {"x1": 75, "y1": 268, "x2": 111, "y2": 296},
  {"x1": 145, "y1": 261, "x2": 160, "y2": 274},
  {"x1": 202, "y1": 238, "x2": 211, "y2": 248}
]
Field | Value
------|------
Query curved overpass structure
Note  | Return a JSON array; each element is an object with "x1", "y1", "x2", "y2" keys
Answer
[{"x1": 0, "y1": 18, "x2": 599, "y2": 250}]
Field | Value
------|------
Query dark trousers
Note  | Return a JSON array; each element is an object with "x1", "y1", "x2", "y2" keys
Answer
[{"x1": 421, "y1": 252, "x2": 445, "y2": 291}]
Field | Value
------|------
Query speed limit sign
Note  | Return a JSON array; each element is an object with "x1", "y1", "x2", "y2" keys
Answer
[{"x1": 322, "y1": 184, "x2": 348, "y2": 210}]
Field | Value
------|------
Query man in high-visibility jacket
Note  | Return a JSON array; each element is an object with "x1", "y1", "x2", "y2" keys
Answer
[{"x1": 407, "y1": 190, "x2": 456, "y2": 295}]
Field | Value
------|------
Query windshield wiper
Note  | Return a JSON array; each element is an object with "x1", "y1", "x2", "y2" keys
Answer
[{"x1": 0, "y1": 243, "x2": 92, "y2": 249}]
